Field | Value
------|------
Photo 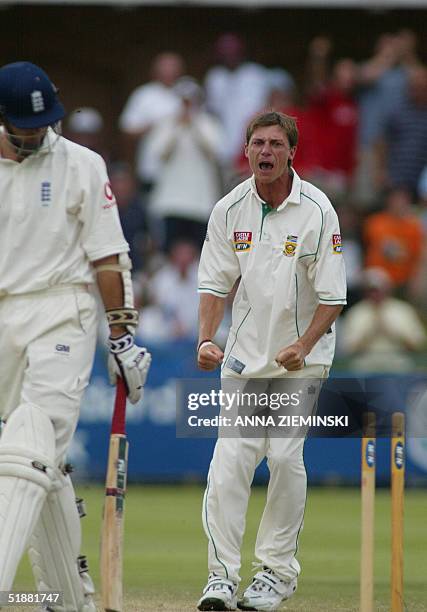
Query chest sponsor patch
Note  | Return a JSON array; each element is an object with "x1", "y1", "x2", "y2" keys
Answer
[
  {"x1": 283, "y1": 234, "x2": 298, "y2": 257},
  {"x1": 332, "y1": 234, "x2": 342, "y2": 254},
  {"x1": 234, "y1": 231, "x2": 252, "y2": 252}
]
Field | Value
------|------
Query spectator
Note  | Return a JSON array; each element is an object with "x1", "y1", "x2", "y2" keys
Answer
[
  {"x1": 109, "y1": 162, "x2": 148, "y2": 272},
  {"x1": 355, "y1": 31, "x2": 421, "y2": 205},
  {"x1": 395, "y1": 28, "x2": 421, "y2": 72},
  {"x1": 341, "y1": 268, "x2": 426, "y2": 372},
  {"x1": 205, "y1": 32, "x2": 270, "y2": 167},
  {"x1": 133, "y1": 279, "x2": 171, "y2": 345},
  {"x1": 305, "y1": 58, "x2": 359, "y2": 198},
  {"x1": 119, "y1": 52, "x2": 185, "y2": 193},
  {"x1": 136, "y1": 239, "x2": 199, "y2": 342},
  {"x1": 64, "y1": 107, "x2": 108, "y2": 160},
  {"x1": 148, "y1": 77, "x2": 223, "y2": 250},
  {"x1": 363, "y1": 188, "x2": 424, "y2": 292},
  {"x1": 304, "y1": 36, "x2": 333, "y2": 96},
  {"x1": 375, "y1": 64, "x2": 427, "y2": 195}
]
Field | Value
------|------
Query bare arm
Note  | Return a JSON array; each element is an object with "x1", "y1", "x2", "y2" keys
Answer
[
  {"x1": 197, "y1": 293, "x2": 226, "y2": 371},
  {"x1": 358, "y1": 48, "x2": 398, "y2": 86},
  {"x1": 373, "y1": 137, "x2": 389, "y2": 191},
  {"x1": 276, "y1": 304, "x2": 343, "y2": 370},
  {"x1": 305, "y1": 36, "x2": 333, "y2": 97},
  {"x1": 92, "y1": 254, "x2": 126, "y2": 338}
]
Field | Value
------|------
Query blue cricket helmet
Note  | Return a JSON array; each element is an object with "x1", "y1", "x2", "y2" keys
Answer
[{"x1": 0, "y1": 61, "x2": 65, "y2": 129}]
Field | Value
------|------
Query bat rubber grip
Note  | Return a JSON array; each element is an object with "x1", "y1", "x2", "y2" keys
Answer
[{"x1": 111, "y1": 378, "x2": 127, "y2": 435}]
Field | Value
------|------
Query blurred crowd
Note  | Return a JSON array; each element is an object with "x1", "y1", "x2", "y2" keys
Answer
[{"x1": 63, "y1": 30, "x2": 427, "y2": 371}]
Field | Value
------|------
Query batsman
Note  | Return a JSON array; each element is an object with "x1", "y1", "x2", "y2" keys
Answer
[
  {"x1": 197, "y1": 111, "x2": 346, "y2": 611},
  {"x1": 0, "y1": 62, "x2": 151, "y2": 610}
]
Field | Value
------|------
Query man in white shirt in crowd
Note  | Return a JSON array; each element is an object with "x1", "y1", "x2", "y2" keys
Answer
[
  {"x1": 138, "y1": 239, "x2": 199, "y2": 343},
  {"x1": 0, "y1": 61, "x2": 151, "y2": 610},
  {"x1": 342, "y1": 267, "x2": 426, "y2": 372},
  {"x1": 205, "y1": 33, "x2": 270, "y2": 168},
  {"x1": 197, "y1": 111, "x2": 346, "y2": 611},
  {"x1": 149, "y1": 76, "x2": 223, "y2": 250},
  {"x1": 119, "y1": 52, "x2": 185, "y2": 193}
]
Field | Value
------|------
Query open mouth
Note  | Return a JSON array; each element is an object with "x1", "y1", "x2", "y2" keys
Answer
[{"x1": 259, "y1": 162, "x2": 274, "y2": 171}]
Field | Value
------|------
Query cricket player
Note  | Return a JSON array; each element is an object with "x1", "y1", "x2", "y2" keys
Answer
[
  {"x1": 0, "y1": 62, "x2": 151, "y2": 610},
  {"x1": 197, "y1": 111, "x2": 346, "y2": 611}
]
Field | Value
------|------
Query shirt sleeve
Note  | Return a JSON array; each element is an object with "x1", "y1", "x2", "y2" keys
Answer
[
  {"x1": 119, "y1": 88, "x2": 150, "y2": 132},
  {"x1": 149, "y1": 120, "x2": 180, "y2": 161},
  {"x1": 198, "y1": 203, "x2": 241, "y2": 297},
  {"x1": 194, "y1": 115, "x2": 223, "y2": 157},
  {"x1": 307, "y1": 205, "x2": 347, "y2": 305},
  {"x1": 78, "y1": 154, "x2": 129, "y2": 262}
]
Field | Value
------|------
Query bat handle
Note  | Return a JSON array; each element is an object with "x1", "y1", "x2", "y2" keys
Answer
[{"x1": 111, "y1": 378, "x2": 127, "y2": 435}]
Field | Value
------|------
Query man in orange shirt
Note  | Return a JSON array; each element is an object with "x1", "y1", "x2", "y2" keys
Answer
[{"x1": 363, "y1": 188, "x2": 424, "y2": 290}]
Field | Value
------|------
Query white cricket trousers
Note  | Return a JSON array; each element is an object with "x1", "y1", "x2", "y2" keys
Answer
[
  {"x1": 0, "y1": 285, "x2": 97, "y2": 462},
  {"x1": 202, "y1": 365, "x2": 327, "y2": 585}
]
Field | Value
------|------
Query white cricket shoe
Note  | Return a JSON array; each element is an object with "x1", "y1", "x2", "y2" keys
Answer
[
  {"x1": 198, "y1": 573, "x2": 238, "y2": 611},
  {"x1": 237, "y1": 568, "x2": 297, "y2": 611}
]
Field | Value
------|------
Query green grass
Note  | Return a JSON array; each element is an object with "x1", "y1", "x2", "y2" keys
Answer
[{"x1": 13, "y1": 485, "x2": 427, "y2": 611}]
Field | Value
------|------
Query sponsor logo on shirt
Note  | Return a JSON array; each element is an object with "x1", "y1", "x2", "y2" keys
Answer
[
  {"x1": 226, "y1": 355, "x2": 246, "y2": 374},
  {"x1": 41, "y1": 181, "x2": 51, "y2": 205},
  {"x1": 332, "y1": 234, "x2": 342, "y2": 254},
  {"x1": 55, "y1": 344, "x2": 70, "y2": 355},
  {"x1": 102, "y1": 182, "x2": 116, "y2": 209},
  {"x1": 234, "y1": 231, "x2": 252, "y2": 252},
  {"x1": 283, "y1": 234, "x2": 298, "y2": 257}
]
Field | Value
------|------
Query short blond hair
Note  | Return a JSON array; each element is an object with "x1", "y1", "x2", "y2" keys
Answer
[{"x1": 246, "y1": 111, "x2": 299, "y2": 148}]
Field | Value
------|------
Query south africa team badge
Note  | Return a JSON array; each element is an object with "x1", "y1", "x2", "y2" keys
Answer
[{"x1": 283, "y1": 235, "x2": 298, "y2": 257}]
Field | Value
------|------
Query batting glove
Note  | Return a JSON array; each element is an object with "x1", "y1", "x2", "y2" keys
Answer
[{"x1": 108, "y1": 332, "x2": 151, "y2": 404}]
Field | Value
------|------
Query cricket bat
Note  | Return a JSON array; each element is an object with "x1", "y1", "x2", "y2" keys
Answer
[{"x1": 100, "y1": 377, "x2": 129, "y2": 612}]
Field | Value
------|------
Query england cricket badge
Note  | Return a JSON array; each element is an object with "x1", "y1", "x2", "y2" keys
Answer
[
  {"x1": 283, "y1": 234, "x2": 298, "y2": 257},
  {"x1": 332, "y1": 234, "x2": 342, "y2": 254},
  {"x1": 234, "y1": 231, "x2": 252, "y2": 252}
]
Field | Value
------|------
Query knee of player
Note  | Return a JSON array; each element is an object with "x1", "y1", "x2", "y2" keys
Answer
[
  {"x1": 0, "y1": 403, "x2": 56, "y2": 487},
  {"x1": 267, "y1": 447, "x2": 305, "y2": 472}
]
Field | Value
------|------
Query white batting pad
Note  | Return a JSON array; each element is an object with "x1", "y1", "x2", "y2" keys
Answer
[
  {"x1": 28, "y1": 469, "x2": 96, "y2": 612},
  {"x1": 0, "y1": 403, "x2": 55, "y2": 589}
]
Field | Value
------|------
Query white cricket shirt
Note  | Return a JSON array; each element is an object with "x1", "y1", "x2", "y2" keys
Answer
[
  {"x1": 198, "y1": 170, "x2": 347, "y2": 377},
  {"x1": 119, "y1": 82, "x2": 180, "y2": 182},
  {"x1": 205, "y1": 62, "x2": 270, "y2": 162},
  {"x1": 148, "y1": 112, "x2": 223, "y2": 222},
  {"x1": 0, "y1": 130, "x2": 129, "y2": 295}
]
